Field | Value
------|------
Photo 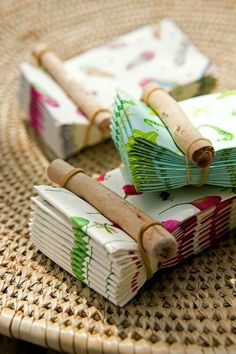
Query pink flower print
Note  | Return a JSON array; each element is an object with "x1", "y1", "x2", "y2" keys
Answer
[
  {"x1": 139, "y1": 78, "x2": 177, "y2": 90},
  {"x1": 159, "y1": 195, "x2": 222, "y2": 215},
  {"x1": 122, "y1": 184, "x2": 142, "y2": 199},
  {"x1": 30, "y1": 86, "x2": 43, "y2": 135},
  {"x1": 32, "y1": 85, "x2": 60, "y2": 107},
  {"x1": 162, "y1": 219, "x2": 181, "y2": 232},
  {"x1": 30, "y1": 85, "x2": 59, "y2": 134},
  {"x1": 43, "y1": 95, "x2": 59, "y2": 107},
  {"x1": 126, "y1": 51, "x2": 155, "y2": 70},
  {"x1": 191, "y1": 196, "x2": 222, "y2": 210},
  {"x1": 86, "y1": 90, "x2": 97, "y2": 96},
  {"x1": 111, "y1": 223, "x2": 122, "y2": 230},
  {"x1": 96, "y1": 174, "x2": 106, "y2": 182},
  {"x1": 131, "y1": 272, "x2": 139, "y2": 293},
  {"x1": 139, "y1": 78, "x2": 153, "y2": 88},
  {"x1": 76, "y1": 107, "x2": 85, "y2": 117}
]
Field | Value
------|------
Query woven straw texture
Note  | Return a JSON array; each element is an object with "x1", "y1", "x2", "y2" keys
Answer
[{"x1": 1, "y1": 1, "x2": 236, "y2": 353}]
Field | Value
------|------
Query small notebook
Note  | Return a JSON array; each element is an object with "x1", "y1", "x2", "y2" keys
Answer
[
  {"x1": 112, "y1": 90, "x2": 236, "y2": 192},
  {"x1": 19, "y1": 19, "x2": 215, "y2": 158},
  {"x1": 30, "y1": 167, "x2": 236, "y2": 306}
]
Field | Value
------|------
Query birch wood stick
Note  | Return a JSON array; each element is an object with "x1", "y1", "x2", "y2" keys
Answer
[
  {"x1": 33, "y1": 44, "x2": 111, "y2": 133},
  {"x1": 48, "y1": 159, "x2": 178, "y2": 263},
  {"x1": 142, "y1": 83, "x2": 215, "y2": 168}
]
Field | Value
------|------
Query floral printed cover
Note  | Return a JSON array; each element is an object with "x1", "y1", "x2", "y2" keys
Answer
[
  {"x1": 19, "y1": 19, "x2": 215, "y2": 158},
  {"x1": 30, "y1": 167, "x2": 236, "y2": 306},
  {"x1": 112, "y1": 90, "x2": 236, "y2": 191}
]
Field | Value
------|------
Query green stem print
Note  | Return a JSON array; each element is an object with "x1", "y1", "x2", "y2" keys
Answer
[
  {"x1": 144, "y1": 118, "x2": 165, "y2": 130},
  {"x1": 132, "y1": 129, "x2": 159, "y2": 144},
  {"x1": 159, "y1": 196, "x2": 221, "y2": 215},
  {"x1": 94, "y1": 222, "x2": 118, "y2": 234},
  {"x1": 191, "y1": 106, "x2": 209, "y2": 117},
  {"x1": 217, "y1": 90, "x2": 236, "y2": 99},
  {"x1": 120, "y1": 99, "x2": 135, "y2": 106},
  {"x1": 197, "y1": 125, "x2": 233, "y2": 141},
  {"x1": 159, "y1": 202, "x2": 190, "y2": 215},
  {"x1": 232, "y1": 109, "x2": 236, "y2": 117},
  {"x1": 124, "y1": 106, "x2": 134, "y2": 118}
]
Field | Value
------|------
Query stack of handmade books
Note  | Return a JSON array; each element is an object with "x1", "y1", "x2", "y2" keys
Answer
[
  {"x1": 28, "y1": 20, "x2": 236, "y2": 307},
  {"x1": 112, "y1": 91, "x2": 236, "y2": 191},
  {"x1": 19, "y1": 19, "x2": 215, "y2": 158},
  {"x1": 30, "y1": 164, "x2": 236, "y2": 306}
]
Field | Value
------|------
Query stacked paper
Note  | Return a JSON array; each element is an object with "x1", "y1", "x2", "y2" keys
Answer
[
  {"x1": 30, "y1": 167, "x2": 236, "y2": 306},
  {"x1": 112, "y1": 90, "x2": 236, "y2": 192},
  {"x1": 19, "y1": 19, "x2": 215, "y2": 158}
]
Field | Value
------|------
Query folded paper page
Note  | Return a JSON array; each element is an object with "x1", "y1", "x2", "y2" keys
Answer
[
  {"x1": 19, "y1": 19, "x2": 215, "y2": 158},
  {"x1": 112, "y1": 90, "x2": 236, "y2": 192},
  {"x1": 30, "y1": 167, "x2": 236, "y2": 306}
]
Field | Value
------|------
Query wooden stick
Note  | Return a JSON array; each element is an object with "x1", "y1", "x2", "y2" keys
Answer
[
  {"x1": 141, "y1": 83, "x2": 215, "y2": 168},
  {"x1": 33, "y1": 44, "x2": 111, "y2": 133},
  {"x1": 48, "y1": 159, "x2": 177, "y2": 264}
]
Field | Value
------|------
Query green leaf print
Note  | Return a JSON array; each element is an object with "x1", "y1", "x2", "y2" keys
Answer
[
  {"x1": 120, "y1": 99, "x2": 136, "y2": 106},
  {"x1": 217, "y1": 90, "x2": 236, "y2": 99},
  {"x1": 191, "y1": 106, "x2": 209, "y2": 117},
  {"x1": 133, "y1": 129, "x2": 159, "y2": 144},
  {"x1": 197, "y1": 125, "x2": 234, "y2": 141},
  {"x1": 94, "y1": 222, "x2": 117, "y2": 234},
  {"x1": 71, "y1": 216, "x2": 90, "y2": 228},
  {"x1": 232, "y1": 109, "x2": 236, "y2": 117},
  {"x1": 144, "y1": 118, "x2": 165, "y2": 130}
]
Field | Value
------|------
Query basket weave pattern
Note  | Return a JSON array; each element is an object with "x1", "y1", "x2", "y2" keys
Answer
[{"x1": 1, "y1": 1, "x2": 236, "y2": 353}]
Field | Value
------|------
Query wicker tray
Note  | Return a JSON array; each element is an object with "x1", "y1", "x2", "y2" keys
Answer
[{"x1": 1, "y1": 1, "x2": 236, "y2": 353}]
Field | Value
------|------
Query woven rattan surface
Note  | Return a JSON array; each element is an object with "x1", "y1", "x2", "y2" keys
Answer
[{"x1": 1, "y1": 1, "x2": 236, "y2": 353}]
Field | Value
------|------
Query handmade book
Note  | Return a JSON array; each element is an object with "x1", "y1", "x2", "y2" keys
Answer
[
  {"x1": 112, "y1": 90, "x2": 236, "y2": 192},
  {"x1": 19, "y1": 19, "x2": 215, "y2": 158},
  {"x1": 30, "y1": 166, "x2": 236, "y2": 306}
]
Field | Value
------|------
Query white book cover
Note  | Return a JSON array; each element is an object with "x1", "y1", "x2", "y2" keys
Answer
[
  {"x1": 19, "y1": 19, "x2": 215, "y2": 158},
  {"x1": 30, "y1": 167, "x2": 236, "y2": 306}
]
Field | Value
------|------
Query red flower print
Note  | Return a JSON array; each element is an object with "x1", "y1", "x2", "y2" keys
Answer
[
  {"x1": 76, "y1": 107, "x2": 85, "y2": 116},
  {"x1": 111, "y1": 223, "x2": 122, "y2": 230},
  {"x1": 159, "y1": 195, "x2": 222, "y2": 215},
  {"x1": 96, "y1": 174, "x2": 106, "y2": 182},
  {"x1": 32, "y1": 85, "x2": 59, "y2": 107},
  {"x1": 191, "y1": 196, "x2": 222, "y2": 210},
  {"x1": 126, "y1": 51, "x2": 155, "y2": 70},
  {"x1": 122, "y1": 184, "x2": 142, "y2": 199},
  {"x1": 139, "y1": 78, "x2": 153, "y2": 88},
  {"x1": 162, "y1": 219, "x2": 181, "y2": 232}
]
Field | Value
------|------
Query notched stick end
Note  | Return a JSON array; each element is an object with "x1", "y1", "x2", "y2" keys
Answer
[
  {"x1": 142, "y1": 225, "x2": 178, "y2": 263},
  {"x1": 33, "y1": 43, "x2": 50, "y2": 62},
  {"x1": 192, "y1": 146, "x2": 215, "y2": 168}
]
